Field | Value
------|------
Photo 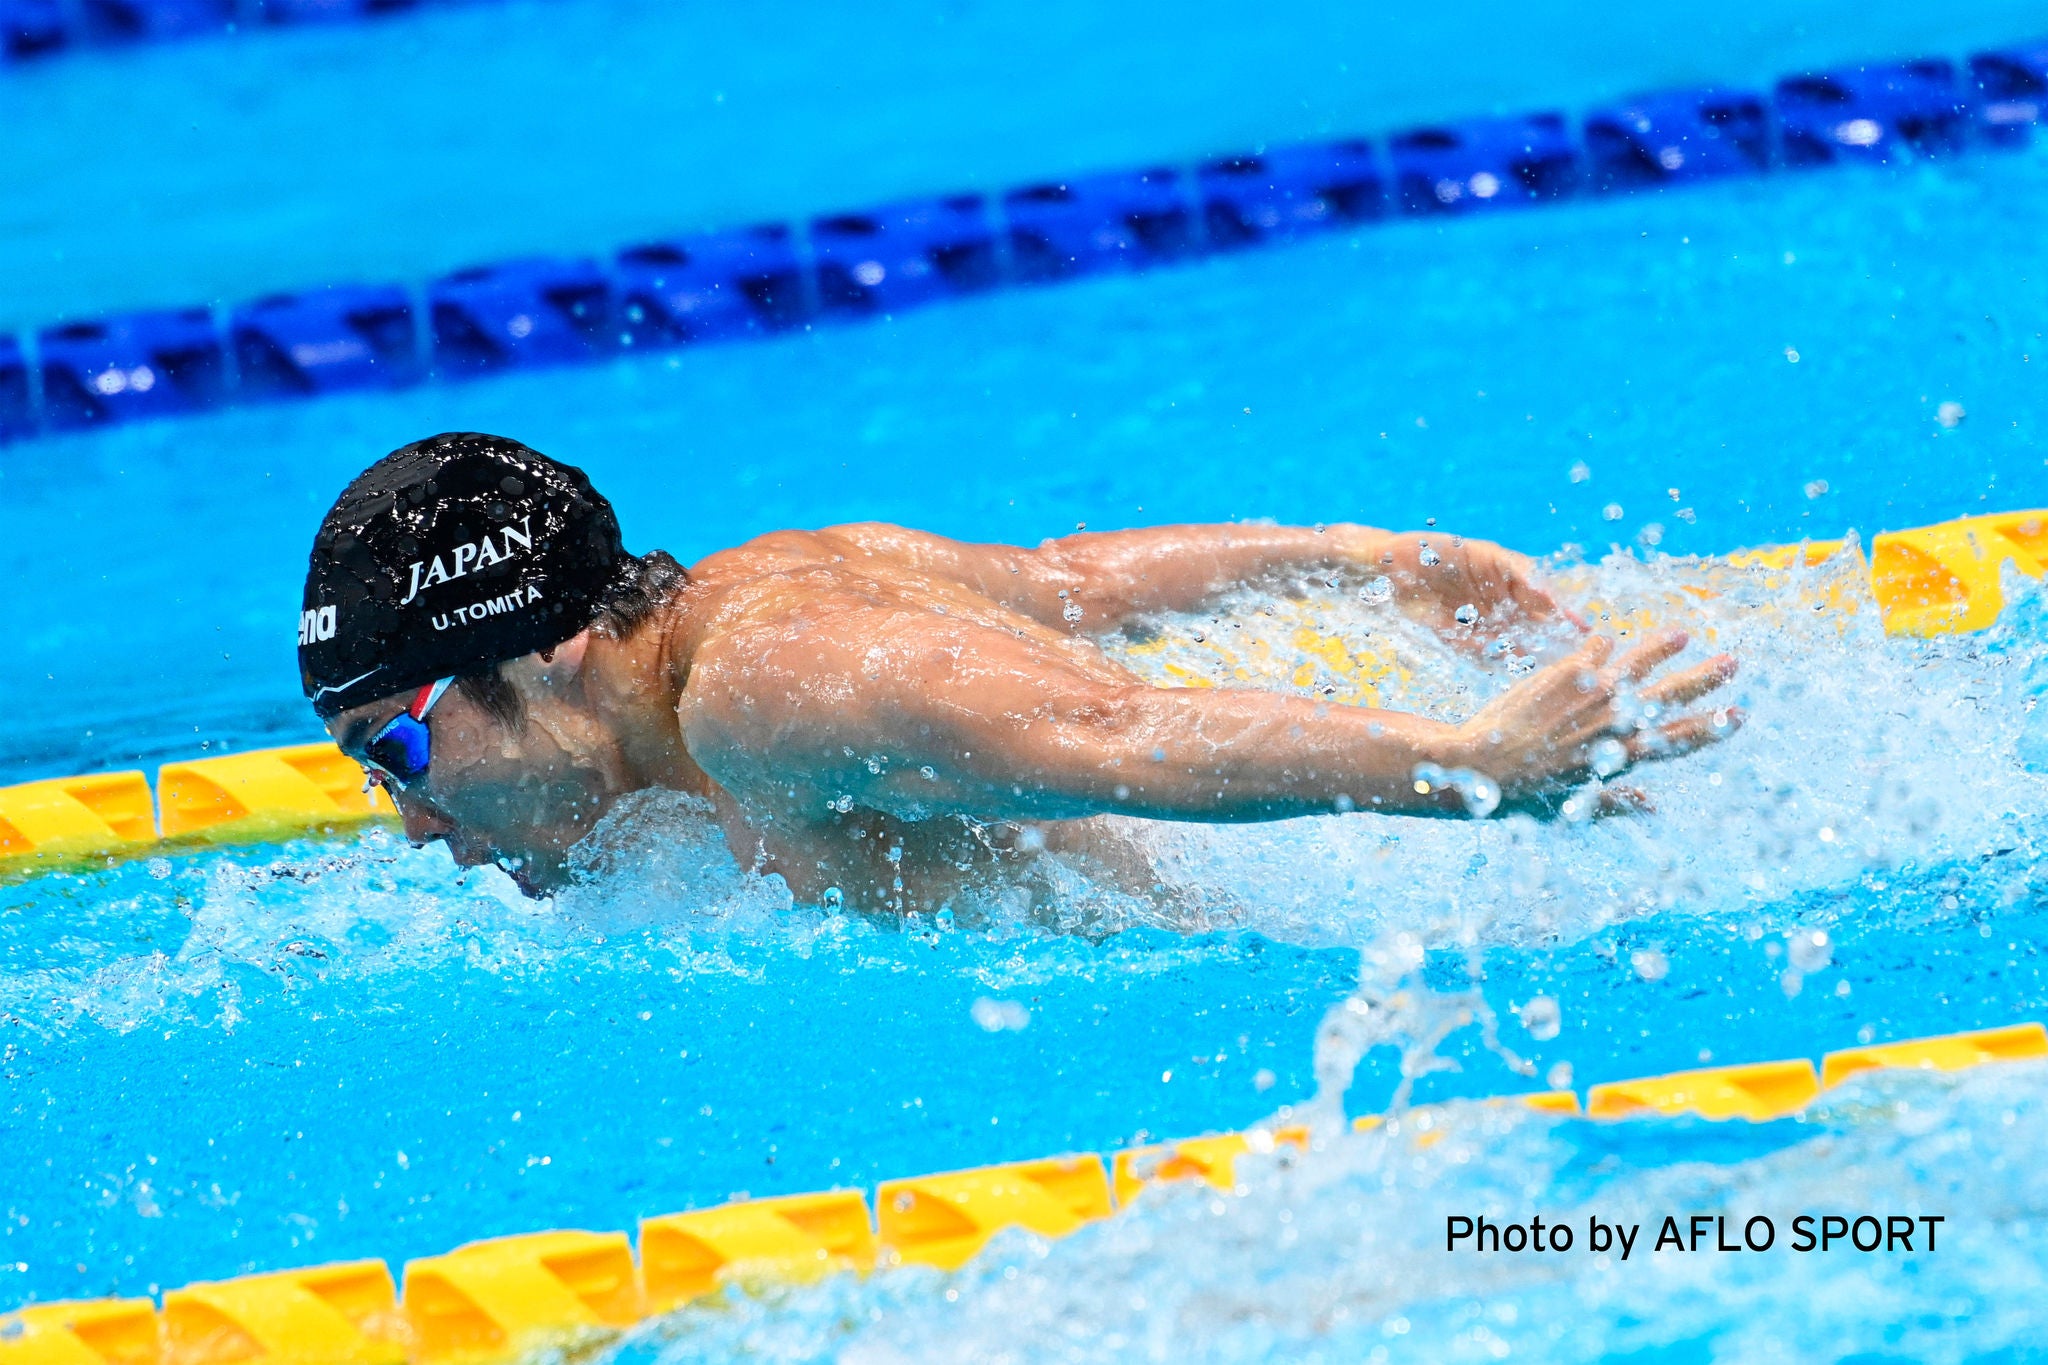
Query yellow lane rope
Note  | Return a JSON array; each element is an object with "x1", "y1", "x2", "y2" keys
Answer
[{"x1": 3, "y1": 1022, "x2": 2042, "y2": 1365}]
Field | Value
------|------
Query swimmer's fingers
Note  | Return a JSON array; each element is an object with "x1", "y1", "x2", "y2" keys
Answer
[
  {"x1": 1627, "y1": 706, "x2": 1745, "y2": 763},
  {"x1": 1567, "y1": 632, "x2": 1615, "y2": 673},
  {"x1": 1595, "y1": 785, "x2": 1654, "y2": 817},
  {"x1": 1479, "y1": 546, "x2": 1581, "y2": 633},
  {"x1": 1610, "y1": 629, "x2": 1691, "y2": 683},
  {"x1": 1506, "y1": 569, "x2": 1583, "y2": 634},
  {"x1": 1636, "y1": 653, "x2": 1739, "y2": 708}
]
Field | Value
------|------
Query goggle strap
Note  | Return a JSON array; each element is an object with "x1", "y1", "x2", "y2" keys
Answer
[{"x1": 411, "y1": 677, "x2": 454, "y2": 720}]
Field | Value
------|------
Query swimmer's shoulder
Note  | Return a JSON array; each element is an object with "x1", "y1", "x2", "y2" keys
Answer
[
  {"x1": 676, "y1": 529, "x2": 895, "y2": 635},
  {"x1": 700, "y1": 525, "x2": 839, "y2": 562},
  {"x1": 689, "y1": 522, "x2": 966, "y2": 592}
]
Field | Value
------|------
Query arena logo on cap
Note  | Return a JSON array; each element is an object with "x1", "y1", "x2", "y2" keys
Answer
[
  {"x1": 399, "y1": 517, "x2": 534, "y2": 606},
  {"x1": 297, "y1": 605, "x2": 337, "y2": 646}
]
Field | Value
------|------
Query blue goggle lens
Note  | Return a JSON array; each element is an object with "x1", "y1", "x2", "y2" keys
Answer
[{"x1": 365, "y1": 712, "x2": 433, "y2": 787}]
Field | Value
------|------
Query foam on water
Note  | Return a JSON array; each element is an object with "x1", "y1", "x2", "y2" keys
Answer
[
  {"x1": 613, "y1": 1061, "x2": 2048, "y2": 1363},
  {"x1": 1108, "y1": 543, "x2": 2048, "y2": 949},
  {"x1": 1095, "y1": 545, "x2": 2048, "y2": 1121}
]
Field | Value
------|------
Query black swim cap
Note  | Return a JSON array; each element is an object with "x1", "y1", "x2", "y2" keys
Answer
[{"x1": 299, "y1": 432, "x2": 630, "y2": 719}]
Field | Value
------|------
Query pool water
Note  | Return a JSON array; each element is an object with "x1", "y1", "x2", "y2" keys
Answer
[
  {"x1": 6, "y1": 0, "x2": 2047, "y2": 329},
  {"x1": 7, "y1": 1, "x2": 2048, "y2": 1359},
  {"x1": 614, "y1": 1064, "x2": 2048, "y2": 1362}
]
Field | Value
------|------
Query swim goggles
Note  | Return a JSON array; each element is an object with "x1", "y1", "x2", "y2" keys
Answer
[{"x1": 360, "y1": 677, "x2": 453, "y2": 792}]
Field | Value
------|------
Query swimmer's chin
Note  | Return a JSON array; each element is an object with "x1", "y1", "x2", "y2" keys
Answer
[
  {"x1": 448, "y1": 846, "x2": 571, "y2": 898},
  {"x1": 502, "y1": 854, "x2": 576, "y2": 897}
]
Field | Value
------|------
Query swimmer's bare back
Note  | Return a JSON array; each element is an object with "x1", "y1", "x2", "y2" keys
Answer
[{"x1": 663, "y1": 522, "x2": 1740, "y2": 910}]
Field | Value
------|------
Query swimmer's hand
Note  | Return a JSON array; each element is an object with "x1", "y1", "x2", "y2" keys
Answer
[
  {"x1": 1377, "y1": 534, "x2": 1582, "y2": 656},
  {"x1": 1454, "y1": 629, "x2": 1740, "y2": 816}
]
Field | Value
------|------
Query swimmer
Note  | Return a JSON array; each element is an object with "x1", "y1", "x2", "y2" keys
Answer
[{"x1": 302, "y1": 433, "x2": 1740, "y2": 907}]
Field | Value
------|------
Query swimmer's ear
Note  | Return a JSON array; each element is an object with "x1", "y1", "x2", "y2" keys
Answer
[{"x1": 530, "y1": 630, "x2": 592, "y2": 689}]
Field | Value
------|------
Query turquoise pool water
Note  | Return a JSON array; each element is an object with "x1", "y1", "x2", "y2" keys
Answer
[
  {"x1": 5, "y1": 0, "x2": 2047, "y2": 329},
  {"x1": 6, "y1": 2, "x2": 2048, "y2": 1359}
]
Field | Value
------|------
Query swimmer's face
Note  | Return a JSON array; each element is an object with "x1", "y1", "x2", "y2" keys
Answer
[{"x1": 329, "y1": 664, "x2": 621, "y2": 894}]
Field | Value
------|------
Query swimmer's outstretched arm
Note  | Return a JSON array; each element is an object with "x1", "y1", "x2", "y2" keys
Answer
[
  {"x1": 813, "y1": 521, "x2": 1570, "y2": 647},
  {"x1": 680, "y1": 599, "x2": 1739, "y2": 827}
]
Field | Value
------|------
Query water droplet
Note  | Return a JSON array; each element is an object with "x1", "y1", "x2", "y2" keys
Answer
[
  {"x1": 1569, "y1": 462, "x2": 1592, "y2": 483},
  {"x1": 1590, "y1": 737, "x2": 1629, "y2": 777},
  {"x1": 1602, "y1": 503, "x2": 1625, "y2": 522},
  {"x1": 1360, "y1": 577, "x2": 1393, "y2": 604},
  {"x1": 1417, "y1": 546, "x2": 1441, "y2": 567},
  {"x1": 1788, "y1": 928, "x2": 1832, "y2": 973},
  {"x1": 1453, "y1": 603, "x2": 1479, "y2": 625},
  {"x1": 1459, "y1": 774, "x2": 1501, "y2": 819},
  {"x1": 1936, "y1": 401, "x2": 1966, "y2": 428},
  {"x1": 1516, "y1": 995, "x2": 1562, "y2": 1041},
  {"x1": 1630, "y1": 948, "x2": 1669, "y2": 982},
  {"x1": 1253, "y1": 1069, "x2": 1276, "y2": 1092},
  {"x1": 1062, "y1": 602, "x2": 1084, "y2": 622},
  {"x1": 970, "y1": 998, "x2": 1032, "y2": 1031},
  {"x1": 822, "y1": 886, "x2": 844, "y2": 910}
]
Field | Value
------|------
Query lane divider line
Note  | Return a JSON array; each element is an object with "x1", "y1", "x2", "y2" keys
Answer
[
  {"x1": 3, "y1": 1020, "x2": 2041, "y2": 1359},
  {"x1": 4, "y1": 41, "x2": 2044, "y2": 443},
  {"x1": 2, "y1": 0, "x2": 519, "y2": 69},
  {"x1": 638, "y1": 1190, "x2": 876, "y2": 1315},
  {"x1": 162, "y1": 1261, "x2": 404, "y2": 1365}
]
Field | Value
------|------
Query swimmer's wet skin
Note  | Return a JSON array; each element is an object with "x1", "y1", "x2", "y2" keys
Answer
[{"x1": 302, "y1": 432, "x2": 1741, "y2": 909}]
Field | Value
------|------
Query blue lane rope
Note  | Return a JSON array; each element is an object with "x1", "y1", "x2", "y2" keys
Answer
[
  {"x1": 0, "y1": 41, "x2": 2042, "y2": 445},
  {"x1": 0, "y1": 0, "x2": 506, "y2": 66}
]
